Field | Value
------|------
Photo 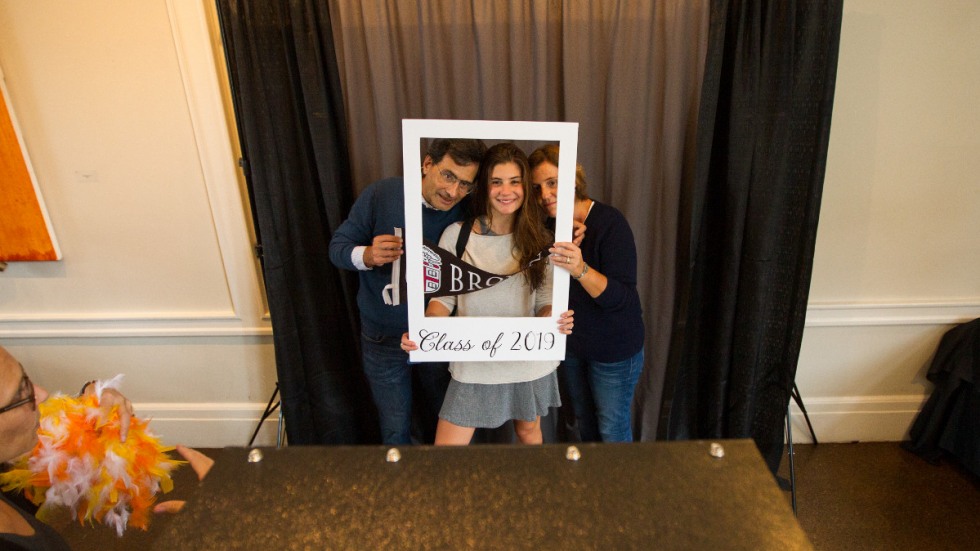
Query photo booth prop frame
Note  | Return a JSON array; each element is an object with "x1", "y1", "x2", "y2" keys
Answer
[{"x1": 403, "y1": 119, "x2": 578, "y2": 362}]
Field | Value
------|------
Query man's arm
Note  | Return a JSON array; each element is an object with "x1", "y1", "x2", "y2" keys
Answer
[
  {"x1": 362, "y1": 235, "x2": 403, "y2": 268},
  {"x1": 330, "y1": 191, "x2": 370, "y2": 271},
  {"x1": 329, "y1": 183, "x2": 405, "y2": 270},
  {"x1": 330, "y1": 185, "x2": 378, "y2": 270}
]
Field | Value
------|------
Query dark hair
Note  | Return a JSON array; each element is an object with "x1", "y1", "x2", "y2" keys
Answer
[
  {"x1": 426, "y1": 138, "x2": 487, "y2": 167},
  {"x1": 470, "y1": 143, "x2": 551, "y2": 291},
  {"x1": 527, "y1": 144, "x2": 589, "y2": 201}
]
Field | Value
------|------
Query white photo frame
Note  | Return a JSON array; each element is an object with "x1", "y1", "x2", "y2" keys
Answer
[{"x1": 404, "y1": 119, "x2": 578, "y2": 362}]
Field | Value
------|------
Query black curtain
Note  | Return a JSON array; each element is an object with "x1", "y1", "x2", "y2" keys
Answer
[
  {"x1": 216, "y1": 0, "x2": 377, "y2": 444},
  {"x1": 663, "y1": 0, "x2": 843, "y2": 474}
]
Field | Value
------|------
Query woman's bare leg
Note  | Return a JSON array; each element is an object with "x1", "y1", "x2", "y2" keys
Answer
[
  {"x1": 435, "y1": 418, "x2": 476, "y2": 445},
  {"x1": 514, "y1": 417, "x2": 543, "y2": 444}
]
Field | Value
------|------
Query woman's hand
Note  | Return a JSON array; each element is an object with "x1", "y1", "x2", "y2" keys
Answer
[
  {"x1": 557, "y1": 310, "x2": 574, "y2": 335},
  {"x1": 153, "y1": 445, "x2": 215, "y2": 514},
  {"x1": 176, "y1": 444, "x2": 214, "y2": 481},
  {"x1": 401, "y1": 332, "x2": 418, "y2": 352},
  {"x1": 87, "y1": 386, "x2": 134, "y2": 443},
  {"x1": 572, "y1": 221, "x2": 587, "y2": 247},
  {"x1": 549, "y1": 242, "x2": 585, "y2": 278}
]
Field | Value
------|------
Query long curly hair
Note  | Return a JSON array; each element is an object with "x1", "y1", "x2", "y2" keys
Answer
[{"x1": 469, "y1": 143, "x2": 551, "y2": 291}]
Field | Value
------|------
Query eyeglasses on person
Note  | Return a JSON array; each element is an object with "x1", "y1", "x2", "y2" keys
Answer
[
  {"x1": 439, "y1": 169, "x2": 476, "y2": 194},
  {"x1": 0, "y1": 373, "x2": 36, "y2": 415}
]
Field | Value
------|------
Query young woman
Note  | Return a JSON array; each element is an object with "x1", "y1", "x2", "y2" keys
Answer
[
  {"x1": 402, "y1": 143, "x2": 573, "y2": 445},
  {"x1": 528, "y1": 144, "x2": 645, "y2": 443}
]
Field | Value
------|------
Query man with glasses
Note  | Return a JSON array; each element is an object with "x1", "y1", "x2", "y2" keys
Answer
[
  {"x1": 1, "y1": 345, "x2": 214, "y2": 548},
  {"x1": 0, "y1": 348, "x2": 135, "y2": 462},
  {"x1": 0, "y1": 345, "x2": 132, "y2": 548},
  {"x1": 1, "y1": 370, "x2": 38, "y2": 413},
  {"x1": 330, "y1": 138, "x2": 487, "y2": 445}
]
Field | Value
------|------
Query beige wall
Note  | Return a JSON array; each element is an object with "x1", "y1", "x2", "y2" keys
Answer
[
  {"x1": 0, "y1": 0, "x2": 277, "y2": 446},
  {"x1": 0, "y1": 0, "x2": 976, "y2": 445},
  {"x1": 795, "y1": 0, "x2": 980, "y2": 442}
]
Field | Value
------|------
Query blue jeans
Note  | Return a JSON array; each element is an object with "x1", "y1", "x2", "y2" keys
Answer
[
  {"x1": 559, "y1": 349, "x2": 644, "y2": 443},
  {"x1": 361, "y1": 331, "x2": 450, "y2": 445}
]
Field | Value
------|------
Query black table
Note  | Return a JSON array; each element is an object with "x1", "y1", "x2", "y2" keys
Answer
[{"x1": 153, "y1": 439, "x2": 811, "y2": 550}]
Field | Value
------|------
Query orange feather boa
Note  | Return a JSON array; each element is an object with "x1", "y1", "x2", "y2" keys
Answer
[{"x1": 0, "y1": 386, "x2": 183, "y2": 536}]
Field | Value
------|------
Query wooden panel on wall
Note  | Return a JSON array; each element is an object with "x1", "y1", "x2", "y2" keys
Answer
[{"x1": 0, "y1": 75, "x2": 60, "y2": 261}]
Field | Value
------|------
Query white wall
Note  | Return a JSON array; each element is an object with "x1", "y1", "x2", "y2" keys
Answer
[
  {"x1": 794, "y1": 0, "x2": 980, "y2": 442},
  {"x1": 0, "y1": 1, "x2": 976, "y2": 446},
  {"x1": 0, "y1": 0, "x2": 279, "y2": 447}
]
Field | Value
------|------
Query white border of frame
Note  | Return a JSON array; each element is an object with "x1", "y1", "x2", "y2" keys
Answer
[{"x1": 403, "y1": 119, "x2": 578, "y2": 362}]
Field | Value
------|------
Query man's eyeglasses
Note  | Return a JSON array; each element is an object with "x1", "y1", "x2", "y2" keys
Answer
[
  {"x1": 439, "y1": 169, "x2": 476, "y2": 195},
  {"x1": 0, "y1": 373, "x2": 36, "y2": 415}
]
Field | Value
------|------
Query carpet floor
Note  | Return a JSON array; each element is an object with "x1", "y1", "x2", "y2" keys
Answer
[{"x1": 779, "y1": 442, "x2": 980, "y2": 550}]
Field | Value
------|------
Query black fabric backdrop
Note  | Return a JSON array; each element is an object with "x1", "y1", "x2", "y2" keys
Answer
[
  {"x1": 215, "y1": 1, "x2": 843, "y2": 460},
  {"x1": 215, "y1": 0, "x2": 377, "y2": 444},
  {"x1": 663, "y1": 0, "x2": 843, "y2": 473}
]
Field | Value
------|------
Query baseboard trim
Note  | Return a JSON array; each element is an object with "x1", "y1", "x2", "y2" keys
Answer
[
  {"x1": 138, "y1": 403, "x2": 283, "y2": 448},
  {"x1": 139, "y1": 395, "x2": 929, "y2": 448},
  {"x1": 787, "y1": 395, "x2": 928, "y2": 444}
]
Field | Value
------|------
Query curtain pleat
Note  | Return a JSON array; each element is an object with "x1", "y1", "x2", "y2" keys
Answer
[
  {"x1": 560, "y1": 1, "x2": 710, "y2": 440},
  {"x1": 216, "y1": 0, "x2": 377, "y2": 444},
  {"x1": 327, "y1": 0, "x2": 563, "y2": 191},
  {"x1": 664, "y1": 0, "x2": 843, "y2": 473}
]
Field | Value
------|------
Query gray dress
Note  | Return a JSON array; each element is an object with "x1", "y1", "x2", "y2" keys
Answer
[{"x1": 432, "y1": 222, "x2": 561, "y2": 428}]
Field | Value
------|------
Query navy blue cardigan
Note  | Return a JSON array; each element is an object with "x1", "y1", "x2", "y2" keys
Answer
[{"x1": 566, "y1": 201, "x2": 645, "y2": 362}]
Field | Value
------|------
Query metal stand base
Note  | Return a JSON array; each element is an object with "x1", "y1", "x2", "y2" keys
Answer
[
  {"x1": 248, "y1": 382, "x2": 285, "y2": 448},
  {"x1": 785, "y1": 382, "x2": 817, "y2": 516}
]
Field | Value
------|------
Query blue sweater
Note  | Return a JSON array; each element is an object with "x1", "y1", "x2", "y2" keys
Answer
[
  {"x1": 329, "y1": 177, "x2": 465, "y2": 336},
  {"x1": 567, "y1": 201, "x2": 645, "y2": 362}
]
